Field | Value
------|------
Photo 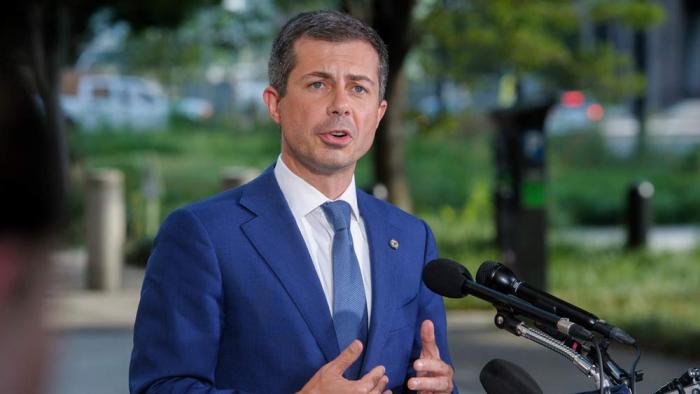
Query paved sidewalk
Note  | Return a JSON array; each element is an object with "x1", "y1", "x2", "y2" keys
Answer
[
  {"x1": 555, "y1": 225, "x2": 700, "y2": 251},
  {"x1": 47, "y1": 248, "x2": 143, "y2": 330}
]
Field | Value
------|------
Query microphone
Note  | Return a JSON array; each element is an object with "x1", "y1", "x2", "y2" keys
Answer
[
  {"x1": 423, "y1": 258, "x2": 594, "y2": 341},
  {"x1": 479, "y1": 358, "x2": 543, "y2": 394},
  {"x1": 476, "y1": 261, "x2": 636, "y2": 345}
]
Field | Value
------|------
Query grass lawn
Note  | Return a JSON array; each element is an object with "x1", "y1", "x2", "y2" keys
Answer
[{"x1": 67, "y1": 121, "x2": 700, "y2": 358}]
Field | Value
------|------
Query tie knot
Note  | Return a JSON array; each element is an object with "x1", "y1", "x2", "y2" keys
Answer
[{"x1": 321, "y1": 200, "x2": 352, "y2": 231}]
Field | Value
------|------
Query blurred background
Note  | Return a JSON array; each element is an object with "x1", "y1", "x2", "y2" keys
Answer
[{"x1": 2, "y1": 0, "x2": 700, "y2": 393}]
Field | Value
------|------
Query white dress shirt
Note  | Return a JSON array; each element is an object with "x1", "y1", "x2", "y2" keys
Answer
[{"x1": 274, "y1": 156, "x2": 373, "y2": 322}]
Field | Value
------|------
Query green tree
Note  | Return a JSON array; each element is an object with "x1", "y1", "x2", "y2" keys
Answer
[
  {"x1": 420, "y1": 0, "x2": 665, "y2": 104},
  {"x1": 120, "y1": 3, "x2": 278, "y2": 87}
]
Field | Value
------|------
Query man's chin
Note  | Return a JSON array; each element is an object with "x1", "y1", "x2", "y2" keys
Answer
[{"x1": 311, "y1": 157, "x2": 357, "y2": 176}]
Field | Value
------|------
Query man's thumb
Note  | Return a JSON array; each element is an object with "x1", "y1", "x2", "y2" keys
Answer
[{"x1": 329, "y1": 340, "x2": 363, "y2": 374}]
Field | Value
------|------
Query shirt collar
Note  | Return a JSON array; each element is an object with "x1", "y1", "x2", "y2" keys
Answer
[{"x1": 274, "y1": 155, "x2": 360, "y2": 220}]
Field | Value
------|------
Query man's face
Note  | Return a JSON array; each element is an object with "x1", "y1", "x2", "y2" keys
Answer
[{"x1": 264, "y1": 38, "x2": 387, "y2": 178}]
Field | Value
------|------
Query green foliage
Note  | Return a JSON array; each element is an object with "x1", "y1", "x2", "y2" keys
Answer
[
  {"x1": 423, "y1": 185, "x2": 499, "y2": 311},
  {"x1": 591, "y1": 0, "x2": 666, "y2": 29},
  {"x1": 418, "y1": 0, "x2": 665, "y2": 101},
  {"x1": 407, "y1": 127, "x2": 493, "y2": 211},
  {"x1": 548, "y1": 132, "x2": 700, "y2": 225},
  {"x1": 421, "y1": 1, "x2": 573, "y2": 78},
  {"x1": 549, "y1": 242, "x2": 700, "y2": 358},
  {"x1": 121, "y1": 4, "x2": 278, "y2": 87},
  {"x1": 574, "y1": 45, "x2": 646, "y2": 102}
]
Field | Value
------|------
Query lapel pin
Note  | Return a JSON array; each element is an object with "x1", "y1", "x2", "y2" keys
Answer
[{"x1": 389, "y1": 239, "x2": 399, "y2": 250}]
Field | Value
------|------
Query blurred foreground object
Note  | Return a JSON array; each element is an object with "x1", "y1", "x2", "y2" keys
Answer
[{"x1": 0, "y1": 62, "x2": 63, "y2": 393}]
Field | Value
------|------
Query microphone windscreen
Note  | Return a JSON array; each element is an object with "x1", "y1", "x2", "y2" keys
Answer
[
  {"x1": 476, "y1": 260, "x2": 501, "y2": 286},
  {"x1": 480, "y1": 359, "x2": 543, "y2": 394},
  {"x1": 422, "y1": 258, "x2": 472, "y2": 298}
]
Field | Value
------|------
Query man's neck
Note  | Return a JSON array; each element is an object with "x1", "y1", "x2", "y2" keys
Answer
[{"x1": 280, "y1": 155, "x2": 354, "y2": 200}]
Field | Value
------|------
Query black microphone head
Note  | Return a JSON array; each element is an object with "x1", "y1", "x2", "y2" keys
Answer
[
  {"x1": 480, "y1": 358, "x2": 543, "y2": 394},
  {"x1": 423, "y1": 258, "x2": 472, "y2": 298},
  {"x1": 476, "y1": 261, "x2": 517, "y2": 294}
]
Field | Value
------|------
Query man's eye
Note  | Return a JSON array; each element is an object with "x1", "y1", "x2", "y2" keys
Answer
[
  {"x1": 310, "y1": 81, "x2": 324, "y2": 89},
  {"x1": 353, "y1": 85, "x2": 367, "y2": 94}
]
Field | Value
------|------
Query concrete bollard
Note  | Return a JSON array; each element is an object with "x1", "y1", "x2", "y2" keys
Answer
[
  {"x1": 626, "y1": 180, "x2": 654, "y2": 249},
  {"x1": 221, "y1": 166, "x2": 258, "y2": 191},
  {"x1": 85, "y1": 169, "x2": 125, "y2": 291}
]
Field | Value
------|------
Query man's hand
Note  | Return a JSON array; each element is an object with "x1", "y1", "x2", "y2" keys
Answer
[
  {"x1": 297, "y1": 340, "x2": 391, "y2": 394},
  {"x1": 407, "y1": 320, "x2": 454, "y2": 394}
]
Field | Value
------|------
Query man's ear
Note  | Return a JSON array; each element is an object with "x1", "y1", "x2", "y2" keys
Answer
[
  {"x1": 263, "y1": 86, "x2": 282, "y2": 124},
  {"x1": 376, "y1": 99, "x2": 388, "y2": 128}
]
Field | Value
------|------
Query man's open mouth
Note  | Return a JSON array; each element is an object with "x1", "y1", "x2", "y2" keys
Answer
[
  {"x1": 320, "y1": 129, "x2": 353, "y2": 145},
  {"x1": 329, "y1": 130, "x2": 349, "y2": 137}
]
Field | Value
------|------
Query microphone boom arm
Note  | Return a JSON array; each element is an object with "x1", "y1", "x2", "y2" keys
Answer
[{"x1": 493, "y1": 310, "x2": 612, "y2": 390}]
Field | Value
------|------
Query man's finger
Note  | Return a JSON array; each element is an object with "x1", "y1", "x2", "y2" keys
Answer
[
  {"x1": 414, "y1": 358, "x2": 452, "y2": 376},
  {"x1": 368, "y1": 374, "x2": 389, "y2": 394},
  {"x1": 420, "y1": 320, "x2": 440, "y2": 359},
  {"x1": 327, "y1": 340, "x2": 363, "y2": 374},
  {"x1": 407, "y1": 376, "x2": 452, "y2": 392},
  {"x1": 358, "y1": 365, "x2": 385, "y2": 389}
]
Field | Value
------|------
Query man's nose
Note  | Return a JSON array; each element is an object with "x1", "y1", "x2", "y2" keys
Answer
[{"x1": 327, "y1": 88, "x2": 351, "y2": 117}]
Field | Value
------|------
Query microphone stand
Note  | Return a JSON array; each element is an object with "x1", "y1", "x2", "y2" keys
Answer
[
  {"x1": 597, "y1": 340, "x2": 643, "y2": 389},
  {"x1": 493, "y1": 309, "x2": 614, "y2": 391}
]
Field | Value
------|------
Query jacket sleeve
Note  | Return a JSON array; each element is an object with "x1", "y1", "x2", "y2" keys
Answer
[
  {"x1": 403, "y1": 220, "x2": 459, "y2": 393},
  {"x1": 129, "y1": 208, "x2": 252, "y2": 394}
]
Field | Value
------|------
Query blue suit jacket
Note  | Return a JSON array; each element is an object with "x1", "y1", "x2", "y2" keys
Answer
[{"x1": 130, "y1": 165, "x2": 454, "y2": 393}]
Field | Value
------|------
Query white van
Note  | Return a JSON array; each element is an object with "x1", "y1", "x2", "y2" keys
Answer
[{"x1": 61, "y1": 73, "x2": 169, "y2": 131}]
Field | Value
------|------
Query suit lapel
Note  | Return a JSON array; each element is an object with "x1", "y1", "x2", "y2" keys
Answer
[
  {"x1": 239, "y1": 166, "x2": 339, "y2": 362},
  {"x1": 357, "y1": 192, "x2": 401, "y2": 372}
]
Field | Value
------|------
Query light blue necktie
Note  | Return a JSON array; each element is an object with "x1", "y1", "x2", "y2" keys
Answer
[{"x1": 321, "y1": 200, "x2": 368, "y2": 379}]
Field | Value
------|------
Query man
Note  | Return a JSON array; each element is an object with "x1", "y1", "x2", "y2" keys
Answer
[{"x1": 130, "y1": 10, "x2": 455, "y2": 393}]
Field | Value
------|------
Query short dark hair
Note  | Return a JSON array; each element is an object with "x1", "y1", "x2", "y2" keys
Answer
[{"x1": 268, "y1": 10, "x2": 389, "y2": 100}]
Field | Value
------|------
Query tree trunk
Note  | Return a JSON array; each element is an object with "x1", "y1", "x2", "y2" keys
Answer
[
  {"x1": 343, "y1": 0, "x2": 416, "y2": 211},
  {"x1": 374, "y1": 70, "x2": 412, "y2": 211},
  {"x1": 633, "y1": 30, "x2": 648, "y2": 160}
]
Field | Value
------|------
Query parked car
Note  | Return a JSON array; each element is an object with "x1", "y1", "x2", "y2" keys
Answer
[
  {"x1": 172, "y1": 97, "x2": 214, "y2": 122},
  {"x1": 545, "y1": 90, "x2": 604, "y2": 135},
  {"x1": 600, "y1": 99, "x2": 700, "y2": 155},
  {"x1": 61, "y1": 72, "x2": 169, "y2": 131},
  {"x1": 648, "y1": 99, "x2": 700, "y2": 137}
]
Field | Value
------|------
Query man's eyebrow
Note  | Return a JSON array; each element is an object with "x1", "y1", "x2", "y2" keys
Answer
[
  {"x1": 301, "y1": 71, "x2": 333, "y2": 80},
  {"x1": 348, "y1": 74, "x2": 375, "y2": 85},
  {"x1": 300, "y1": 72, "x2": 376, "y2": 85}
]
